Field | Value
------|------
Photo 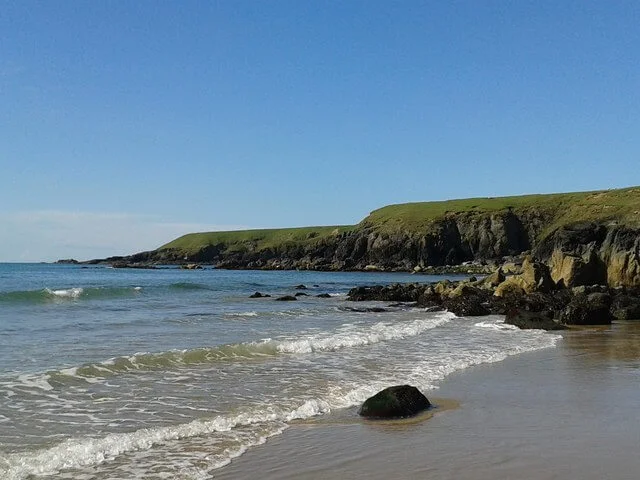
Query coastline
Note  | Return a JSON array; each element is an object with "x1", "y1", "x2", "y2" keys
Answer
[{"x1": 215, "y1": 322, "x2": 640, "y2": 480}]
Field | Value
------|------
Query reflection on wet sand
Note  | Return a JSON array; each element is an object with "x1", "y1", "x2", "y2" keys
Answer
[{"x1": 563, "y1": 321, "x2": 640, "y2": 364}]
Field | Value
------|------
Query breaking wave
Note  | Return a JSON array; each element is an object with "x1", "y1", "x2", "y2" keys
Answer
[{"x1": 0, "y1": 286, "x2": 143, "y2": 304}]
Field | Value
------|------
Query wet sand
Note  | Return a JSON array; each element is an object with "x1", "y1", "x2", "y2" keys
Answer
[{"x1": 215, "y1": 321, "x2": 640, "y2": 480}]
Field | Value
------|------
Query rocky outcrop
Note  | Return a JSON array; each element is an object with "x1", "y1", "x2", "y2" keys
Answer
[
  {"x1": 493, "y1": 257, "x2": 555, "y2": 296},
  {"x1": 536, "y1": 223, "x2": 640, "y2": 288},
  {"x1": 55, "y1": 259, "x2": 79, "y2": 264},
  {"x1": 359, "y1": 385, "x2": 431, "y2": 418},
  {"x1": 347, "y1": 275, "x2": 630, "y2": 328}
]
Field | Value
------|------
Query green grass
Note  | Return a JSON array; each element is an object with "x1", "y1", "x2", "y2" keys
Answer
[
  {"x1": 360, "y1": 187, "x2": 640, "y2": 235},
  {"x1": 159, "y1": 186, "x2": 640, "y2": 255},
  {"x1": 160, "y1": 225, "x2": 355, "y2": 255}
]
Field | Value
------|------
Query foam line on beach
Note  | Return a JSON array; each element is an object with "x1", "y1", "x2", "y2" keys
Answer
[{"x1": 0, "y1": 325, "x2": 562, "y2": 479}]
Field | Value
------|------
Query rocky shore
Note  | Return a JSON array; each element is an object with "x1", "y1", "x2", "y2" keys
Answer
[{"x1": 347, "y1": 256, "x2": 640, "y2": 330}]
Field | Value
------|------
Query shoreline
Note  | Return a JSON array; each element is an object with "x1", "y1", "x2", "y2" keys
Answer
[{"x1": 215, "y1": 321, "x2": 640, "y2": 479}]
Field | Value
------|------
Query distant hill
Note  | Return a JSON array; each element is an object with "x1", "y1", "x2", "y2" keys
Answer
[{"x1": 88, "y1": 186, "x2": 640, "y2": 286}]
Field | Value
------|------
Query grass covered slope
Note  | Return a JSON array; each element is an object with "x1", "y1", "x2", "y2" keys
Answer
[
  {"x1": 360, "y1": 187, "x2": 640, "y2": 237},
  {"x1": 160, "y1": 225, "x2": 355, "y2": 256},
  {"x1": 152, "y1": 186, "x2": 640, "y2": 269}
]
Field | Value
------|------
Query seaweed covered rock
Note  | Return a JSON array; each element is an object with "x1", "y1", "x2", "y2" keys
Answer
[
  {"x1": 505, "y1": 309, "x2": 567, "y2": 331},
  {"x1": 359, "y1": 385, "x2": 431, "y2": 419},
  {"x1": 610, "y1": 294, "x2": 640, "y2": 320},
  {"x1": 560, "y1": 292, "x2": 613, "y2": 325},
  {"x1": 347, "y1": 284, "x2": 425, "y2": 302},
  {"x1": 442, "y1": 292, "x2": 491, "y2": 316}
]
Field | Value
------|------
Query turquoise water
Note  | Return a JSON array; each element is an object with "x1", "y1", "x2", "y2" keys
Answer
[{"x1": 0, "y1": 264, "x2": 561, "y2": 479}]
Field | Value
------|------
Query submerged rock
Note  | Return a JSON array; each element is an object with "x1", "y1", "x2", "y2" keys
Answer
[
  {"x1": 249, "y1": 292, "x2": 270, "y2": 298},
  {"x1": 294, "y1": 284, "x2": 308, "y2": 290},
  {"x1": 275, "y1": 295, "x2": 297, "y2": 301},
  {"x1": 294, "y1": 292, "x2": 308, "y2": 297},
  {"x1": 340, "y1": 306, "x2": 387, "y2": 313},
  {"x1": 316, "y1": 293, "x2": 332, "y2": 298},
  {"x1": 359, "y1": 385, "x2": 431, "y2": 419}
]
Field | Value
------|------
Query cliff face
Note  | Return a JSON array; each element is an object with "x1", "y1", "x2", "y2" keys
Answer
[
  {"x1": 146, "y1": 211, "x2": 544, "y2": 270},
  {"x1": 96, "y1": 187, "x2": 640, "y2": 286},
  {"x1": 536, "y1": 223, "x2": 640, "y2": 287}
]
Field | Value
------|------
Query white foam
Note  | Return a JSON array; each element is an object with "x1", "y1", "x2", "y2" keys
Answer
[
  {"x1": 45, "y1": 287, "x2": 84, "y2": 299},
  {"x1": 273, "y1": 311, "x2": 455, "y2": 354},
  {"x1": 474, "y1": 321, "x2": 520, "y2": 331},
  {"x1": 16, "y1": 373, "x2": 53, "y2": 391},
  {"x1": 227, "y1": 311, "x2": 259, "y2": 317},
  {"x1": 0, "y1": 405, "x2": 292, "y2": 479}
]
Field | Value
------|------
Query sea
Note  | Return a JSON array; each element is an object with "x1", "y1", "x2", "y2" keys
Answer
[{"x1": 0, "y1": 263, "x2": 562, "y2": 479}]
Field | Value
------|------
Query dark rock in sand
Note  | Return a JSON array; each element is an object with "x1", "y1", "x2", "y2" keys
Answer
[
  {"x1": 249, "y1": 292, "x2": 270, "y2": 298},
  {"x1": 560, "y1": 292, "x2": 613, "y2": 325},
  {"x1": 275, "y1": 295, "x2": 297, "y2": 301},
  {"x1": 505, "y1": 309, "x2": 567, "y2": 331},
  {"x1": 316, "y1": 293, "x2": 332, "y2": 298},
  {"x1": 359, "y1": 385, "x2": 431, "y2": 419}
]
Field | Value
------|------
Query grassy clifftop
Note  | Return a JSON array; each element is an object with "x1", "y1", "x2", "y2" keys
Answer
[
  {"x1": 360, "y1": 187, "x2": 640, "y2": 234},
  {"x1": 160, "y1": 225, "x2": 355, "y2": 256},
  {"x1": 158, "y1": 187, "x2": 640, "y2": 256}
]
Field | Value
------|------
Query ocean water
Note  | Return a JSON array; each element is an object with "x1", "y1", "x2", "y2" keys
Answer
[{"x1": 0, "y1": 264, "x2": 561, "y2": 479}]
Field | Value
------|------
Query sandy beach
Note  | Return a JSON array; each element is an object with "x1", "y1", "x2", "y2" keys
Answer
[{"x1": 216, "y1": 321, "x2": 640, "y2": 480}]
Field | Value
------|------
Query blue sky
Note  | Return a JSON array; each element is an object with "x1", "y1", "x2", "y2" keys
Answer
[{"x1": 1, "y1": 1, "x2": 638, "y2": 261}]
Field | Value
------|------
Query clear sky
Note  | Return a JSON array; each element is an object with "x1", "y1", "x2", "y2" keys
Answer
[{"x1": 1, "y1": 1, "x2": 638, "y2": 262}]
